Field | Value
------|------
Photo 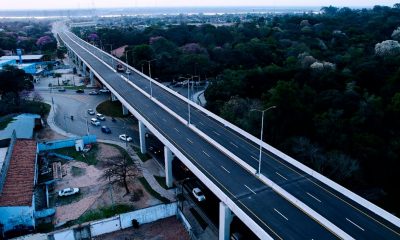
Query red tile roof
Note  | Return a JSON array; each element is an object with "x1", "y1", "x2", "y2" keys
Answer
[{"x1": 0, "y1": 139, "x2": 36, "y2": 206}]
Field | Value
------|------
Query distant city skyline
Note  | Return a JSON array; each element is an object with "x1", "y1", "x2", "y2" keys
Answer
[{"x1": 1, "y1": 0, "x2": 399, "y2": 10}]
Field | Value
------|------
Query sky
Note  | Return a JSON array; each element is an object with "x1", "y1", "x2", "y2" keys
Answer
[{"x1": 1, "y1": 0, "x2": 398, "y2": 10}]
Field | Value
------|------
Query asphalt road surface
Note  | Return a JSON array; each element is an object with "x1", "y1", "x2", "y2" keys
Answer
[{"x1": 38, "y1": 89, "x2": 139, "y2": 144}]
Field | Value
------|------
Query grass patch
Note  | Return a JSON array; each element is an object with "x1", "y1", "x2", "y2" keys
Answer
[
  {"x1": 138, "y1": 177, "x2": 170, "y2": 203},
  {"x1": 133, "y1": 147, "x2": 151, "y2": 162},
  {"x1": 96, "y1": 100, "x2": 127, "y2": 118},
  {"x1": 0, "y1": 117, "x2": 14, "y2": 130},
  {"x1": 71, "y1": 166, "x2": 86, "y2": 177},
  {"x1": 76, "y1": 204, "x2": 134, "y2": 224},
  {"x1": 190, "y1": 207, "x2": 208, "y2": 230},
  {"x1": 154, "y1": 175, "x2": 172, "y2": 190},
  {"x1": 53, "y1": 144, "x2": 98, "y2": 165}
]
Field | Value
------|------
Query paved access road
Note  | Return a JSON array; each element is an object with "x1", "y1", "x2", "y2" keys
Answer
[
  {"x1": 59, "y1": 29, "x2": 400, "y2": 239},
  {"x1": 38, "y1": 89, "x2": 139, "y2": 144}
]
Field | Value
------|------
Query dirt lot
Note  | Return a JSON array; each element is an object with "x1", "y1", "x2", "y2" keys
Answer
[
  {"x1": 53, "y1": 143, "x2": 160, "y2": 224},
  {"x1": 95, "y1": 217, "x2": 190, "y2": 240},
  {"x1": 36, "y1": 126, "x2": 66, "y2": 140}
]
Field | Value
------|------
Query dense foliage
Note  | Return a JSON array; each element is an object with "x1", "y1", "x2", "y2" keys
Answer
[
  {"x1": 0, "y1": 65, "x2": 48, "y2": 116},
  {"x1": 0, "y1": 20, "x2": 57, "y2": 55},
  {"x1": 76, "y1": 5, "x2": 400, "y2": 214}
]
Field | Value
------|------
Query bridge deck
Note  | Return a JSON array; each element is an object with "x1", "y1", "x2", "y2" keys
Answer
[{"x1": 59, "y1": 28, "x2": 400, "y2": 240}]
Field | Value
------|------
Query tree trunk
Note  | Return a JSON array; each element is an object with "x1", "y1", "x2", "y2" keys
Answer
[{"x1": 123, "y1": 176, "x2": 130, "y2": 194}]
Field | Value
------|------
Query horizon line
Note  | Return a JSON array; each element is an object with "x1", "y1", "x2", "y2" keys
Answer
[{"x1": 0, "y1": 5, "x2": 383, "y2": 12}]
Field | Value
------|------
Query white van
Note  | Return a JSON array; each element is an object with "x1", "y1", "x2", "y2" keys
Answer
[{"x1": 90, "y1": 118, "x2": 100, "y2": 126}]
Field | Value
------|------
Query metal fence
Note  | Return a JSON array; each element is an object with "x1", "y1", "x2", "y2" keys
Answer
[
  {"x1": 0, "y1": 131, "x2": 16, "y2": 194},
  {"x1": 37, "y1": 135, "x2": 96, "y2": 152}
]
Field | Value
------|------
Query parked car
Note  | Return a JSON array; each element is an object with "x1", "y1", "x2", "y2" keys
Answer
[
  {"x1": 192, "y1": 187, "x2": 206, "y2": 202},
  {"x1": 58, "y1": 87, "x2": 66, "y2": 92},
  {"x1": 76, "y1": 89, "x2": 84, "y2": 93},
  {"x1": 126, "y1": 69, "x2": 131, "y2": 75},
  {"x1": 119, "y1": 134, "x2": 132, "y2": 142},
  {"x1": 99, "y1": 89, "x2": 110, "y2": 93},
  {"x1": 101, "y1": 126, "x2": 111, "y2": 134},
  {"x1": 58, "y1": 187, "x2": 79, "y2": 197},
  {"x1": 90, "y1": 118, "x2": 100, "y2": 126},
  {"x1": 88, "y1": 90, "x2": 99, "y2": 95},
  {"x1": 96, "y1": 113, "x2": 105, "y2": 121},
  {"x1": 87, "y1": 109, "x2": 95, "y2": 115}
]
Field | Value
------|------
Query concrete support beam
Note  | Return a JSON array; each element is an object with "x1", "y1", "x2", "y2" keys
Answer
[
  {"x1": 219, "y1": 202, "x2": 233, "y2": 240},
  {"x1": 89, "y1": 70, "x2": 94, "y2": 86},
  {"x1": 111, "y1": 93, "x2": 118, "y2": 102},
  {"x1": 82, "y1": 62, "x2": 88, "y2": 76},
  {"x1": 139, "y1": 120, "x2": 147, "y2": 154},
  {"x1": 122, "y1": 105, "x2": 129, "y2": 116},
  {"x1": 164, "y1": 146, "x2": 173, "y2": 188}
]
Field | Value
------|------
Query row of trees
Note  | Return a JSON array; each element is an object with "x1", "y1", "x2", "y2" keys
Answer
[
  {"x1": 74, "y1": 4, "x2": 400, "y2": 214},
  {"x1": 0, "y1": 20, "x2": 57, "y2": 56}
]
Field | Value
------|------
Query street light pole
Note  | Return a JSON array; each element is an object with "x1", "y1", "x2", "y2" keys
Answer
[
  {"x1": 251, "y1": 106, "x2": 276, "y2": 175},
  {"x1": 145, "y1": 59, "x2": 156, "y2": 98},
  {"x1": 187, "y1": 76, "x2": 193, "y2": 125},
  {"x1": 125, "y1": 50, "x2": 133, "y2": 80}
]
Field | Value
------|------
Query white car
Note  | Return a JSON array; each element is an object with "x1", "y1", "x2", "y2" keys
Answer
[
  {"x1": 119, "y1": 134, "x2": 132, "y2": 142},
  {"x1": 192, "y1": 187, "x2": 206, "y2": 202},
  {"x1": 87, "y1": 109, "x2": 95, "y2": 115},
  {"x1": 58, "y1": 188, "x2": 79, "y2": 197},
  {"x1": 96, "y1": 113, "x2": 105, "y2": 121},
  {"x1": 90, "y1": 118, "x2": 100, "y2": 126},
  {"x1": 126, "y1": 69, "x2": 131, "y2": 75},
  {"x1": 99, "y1": 89, "x2": 110, "y2": 93}
]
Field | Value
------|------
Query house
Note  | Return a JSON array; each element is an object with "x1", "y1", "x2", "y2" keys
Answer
[{"x1": 0, "y1": 132, "x2": 38, "y2": 238}]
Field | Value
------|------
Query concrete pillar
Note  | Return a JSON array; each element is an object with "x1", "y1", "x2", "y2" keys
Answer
[
  {"x1": 164, "y1": 146, "x2": 173, "y2": 188},
  {"x1": 219, "y1": 202, "x2": 233, "y2": 240},
  {"x1": 122, "y1": 105, "x2": 129, "y2": 116},
  {"x1": 78, "y1": 58, "x2": 82, "y2": 70},
  {"x1": 89, "y1": 70, "x2": 94, "y2": 85},
  {"x1": 139, "y1": 120, "x2": 147, "y2": 154},
  {"x1": 82, "y1": 62, "x2": 88, "y2": 76},
  {"x1": 111, "y1": 93, "x2": 117, "y2": 102}
]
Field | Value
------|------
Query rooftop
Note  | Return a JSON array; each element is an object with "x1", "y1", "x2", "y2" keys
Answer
[
  {"x1": 0, "y1": 139, "x2": 36, "y2": 206},
  {"x1": 0, "y1": 55, "x2": 44, "y2": 61}
]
